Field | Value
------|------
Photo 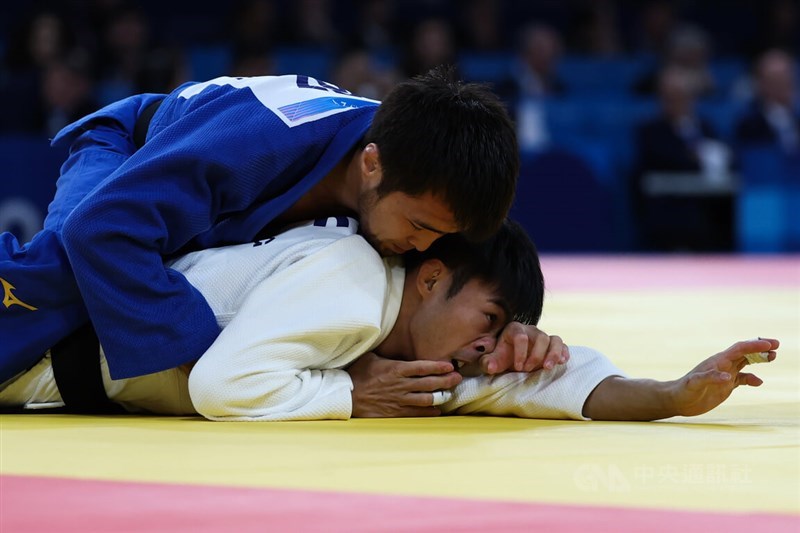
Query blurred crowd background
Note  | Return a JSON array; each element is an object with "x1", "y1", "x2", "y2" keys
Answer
[{"x1": 0, "y1": 0, "x2": 798, "y2": 253}]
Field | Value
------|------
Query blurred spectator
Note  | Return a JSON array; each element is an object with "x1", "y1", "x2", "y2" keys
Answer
[
  {"x1": 400, "y1": 17, "x2": 458, "y2": 79},
  {"x1": 331, "y1": 48, "x2": 398, "y2": 100},
  {"x1": 734, "y1": 49, "x2": 799, "y2": 155},
  {"x1": 95, "y1": 3, "x2": 185, "y2": 99},
  {"x1": 40, "y1": 48, "x2": 98, "y2": 138},
  {"x1": 0, "y1": 8, "x2": 77, "y2": 134},
  {"x1": 746, "y1": 0, "x2": 800, "y2": 58},
  {"x1": 632, "y1": 66, "x2": 734, "y2": 251},
  {"x1": 229, "y1": 0, "x2": 281, "y2": 54},
  {"x1": 567, "y1": 0, "x2": 623, "y2": 57},
  {"x1": 496, "y1": 23, "x2": 566, "y2": 153},
  {"x1": 456, "y1": 0, "x2": 505, "y2": 51},
  {"x1": 634, "y1": 24, "x2": 717, "y2": 98},
  {"x1": 230, "y1": 47, "x2": 275, "y2": 78},
  {"x1": 630, "y1": 0, "x2": 678, "y2": 58},
  {"x1": 507, "y1": 23, "x2": 566, "y2": 98},
  {"x1": 350, "y1": 0, "x2": 396, "y2": 53},
  {"x1": 285, "y1": 0, "x2": 341, "y2": 48}
]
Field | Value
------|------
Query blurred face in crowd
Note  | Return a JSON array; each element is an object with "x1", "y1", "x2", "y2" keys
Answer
[
  {"x1": 658, "y1": 67, "x2": 695, "y2": 120},
  {"x1": 758, "y1": 50, "x2": 797, "y2": 108},
  {"x1": 522, "y1": 25, "x2": 562, "y2": 76}
]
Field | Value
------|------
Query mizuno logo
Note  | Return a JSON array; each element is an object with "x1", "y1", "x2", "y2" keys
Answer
[{"x1": 1, "y1": 277, "x2": 38, "y2": 311}]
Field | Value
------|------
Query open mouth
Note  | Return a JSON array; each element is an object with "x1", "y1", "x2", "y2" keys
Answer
[{"x1": 452, "y1": 359, "x2": 465, "y2": 369}]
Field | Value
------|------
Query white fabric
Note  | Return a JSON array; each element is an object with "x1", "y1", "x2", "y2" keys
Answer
[
  {"x1": 188, "y1": 228, "x2": 405, "y2": 421},
  {"x1": 0, "y1": 350, "x2": 193, "y2": 414},
  {"x1": 0, "y1": 218, "x2": 625, "y2": 422},
  {"x1": 443, "y1": 345, "x2": 625, "y2": 420},
  {"x1": 1, "y1": 218, "x2": 391, "y2": 416}
]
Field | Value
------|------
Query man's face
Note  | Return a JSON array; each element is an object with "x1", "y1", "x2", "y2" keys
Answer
[
  {"x1": 358, "y1": 188, "x2": 460, "y2": 256},
  {"x1": 408, "y1": 274, "x2": 508, "y2": 369}
]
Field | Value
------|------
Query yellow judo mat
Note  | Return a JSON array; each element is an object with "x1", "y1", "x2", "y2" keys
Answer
[{"x1": 2, "y1": 255, "x2": 798, "y2": 531}]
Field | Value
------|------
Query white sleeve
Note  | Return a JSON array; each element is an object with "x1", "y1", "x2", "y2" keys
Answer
[
  {"x1": 441, "y1": 346, "x2": 626, "y2": 420},
  {"x1": 188, "y1": 236, "x2": 389, "y2": 421}
]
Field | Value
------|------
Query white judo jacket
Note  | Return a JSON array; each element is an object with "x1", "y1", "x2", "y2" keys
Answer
[{"x1": 0, "y1": 218, "x2": 623, "y2": 420}]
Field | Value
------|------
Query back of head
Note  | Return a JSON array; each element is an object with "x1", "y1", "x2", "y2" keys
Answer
[
  {"x1": 365, "y1": 65, "x2": 519, "y2": 241},
  {"x1": 404, "y1": 219, "x2": 544, "y2": 325}
]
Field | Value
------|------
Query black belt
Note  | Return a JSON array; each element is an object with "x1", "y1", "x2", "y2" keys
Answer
[
  {"x1": 133, "y1": 99, "x2": 163, "y2": 149},
  {"x1": 49, "y1": 323, "x2": 125, "y2": 414}
]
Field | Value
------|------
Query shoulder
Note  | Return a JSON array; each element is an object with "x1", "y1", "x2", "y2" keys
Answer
[
  {"x1": 170, "y1": 75, "x2": 379, "y2": 127},
  {"x1": 285, "y1": 218, "x2": 385, "y2": 282}
]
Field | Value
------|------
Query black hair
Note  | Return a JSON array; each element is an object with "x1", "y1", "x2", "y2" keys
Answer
[
  {"x1": 364, "y1": 65, "x2": 519, "y2": 241},
  {"x1": 404, "y1": 218, "x2": 544, "y2": 326}
]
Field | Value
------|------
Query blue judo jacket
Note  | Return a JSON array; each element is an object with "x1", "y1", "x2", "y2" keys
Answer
[{"x1": 0, "y1": 75, "x2": 378, "y2": 380}]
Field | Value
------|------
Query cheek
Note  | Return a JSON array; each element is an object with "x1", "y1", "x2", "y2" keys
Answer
[{"x1": 435, "y1": 313, "x2": 480, "y2": 353}]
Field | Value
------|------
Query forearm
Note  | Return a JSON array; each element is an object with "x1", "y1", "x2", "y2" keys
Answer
[
  {"x1": 190, "y1": 367, "x2": 354, "y2": 421},
  {"x1": 582, "y1": 376, "x2": 679, "y2": 421}
]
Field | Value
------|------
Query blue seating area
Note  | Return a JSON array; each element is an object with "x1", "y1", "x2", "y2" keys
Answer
[
  {"x1": 512, "y1": 148, "x2": 616, "y2": 252},
  {"x1": 0, "y1": 136, "x2": 67, "y2": 242},
  {"x1": 1, "y1": 46, "x2": 797, "y2": 253},
  {"x1": 736, "y1": 146, "x2": 800, "y2": 252}
]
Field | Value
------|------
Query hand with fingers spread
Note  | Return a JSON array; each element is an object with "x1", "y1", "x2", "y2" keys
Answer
[
  {"x1": 347, "y1": 352, "x2": 463, "y2": 417},
  {"x1": 670, "y1": 337, "x2": 779, "y2": 417},
  {"x1": 479, "y1": 322, "x2": 570, "y2": 374},
  {"x1": 583, "y1": 338, "x2": 780, "y2": 421}
]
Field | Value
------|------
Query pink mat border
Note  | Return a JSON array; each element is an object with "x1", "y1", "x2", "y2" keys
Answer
[
  {"x1": 3, "y1": 475, "x2": 797, "y2": 532},
  {"x1": 540, "y1": 255, "x2": 800, "y2": 291}
]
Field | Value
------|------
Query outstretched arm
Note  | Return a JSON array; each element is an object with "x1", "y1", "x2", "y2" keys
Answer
[{"x1": 582, "y1": 338, "x2": 779, "y2": 421}]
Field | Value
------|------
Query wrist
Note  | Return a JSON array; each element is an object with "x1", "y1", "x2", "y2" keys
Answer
[{"x1": 658, "y1": 379, "x2": 683, "y2": 418}]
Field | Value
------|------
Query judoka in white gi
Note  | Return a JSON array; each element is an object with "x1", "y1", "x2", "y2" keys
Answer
[{"x1": 0, "y1": 217, "x2": 779, "y2": 421}]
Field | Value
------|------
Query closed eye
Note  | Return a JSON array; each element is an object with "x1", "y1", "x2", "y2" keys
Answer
[{"x1": 409, "y1": 219, "x2": 449, "y2": 235}]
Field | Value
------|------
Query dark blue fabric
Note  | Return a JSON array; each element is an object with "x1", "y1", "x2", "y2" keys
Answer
[{"x1": 0, "y1": 75, "x2": 378, "y2": 380}]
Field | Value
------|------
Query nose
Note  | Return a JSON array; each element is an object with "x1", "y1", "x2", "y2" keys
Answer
[
  {"x1": 471, "y1": 335, "x2": 497, "y2": 360},
  {"x1": 409, "y1": 232, "x2": 438, "y2": 252}
]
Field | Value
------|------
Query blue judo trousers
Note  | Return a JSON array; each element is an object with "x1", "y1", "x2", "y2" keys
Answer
[{"x1": 0, "y1": 75, "x2": 378, "y2": 382}]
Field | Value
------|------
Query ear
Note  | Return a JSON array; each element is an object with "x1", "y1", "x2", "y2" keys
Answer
[
  {"x1": 360, "y1": 143, "x2": 382, "y2": 189},
  {"x1": 415, "y1": 259, "x2": 445, "y2": 299}
]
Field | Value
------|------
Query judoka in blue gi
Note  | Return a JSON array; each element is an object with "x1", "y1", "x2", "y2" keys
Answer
[{"x1": 0, "y1": 67, "x2": 567, "y2": 415}]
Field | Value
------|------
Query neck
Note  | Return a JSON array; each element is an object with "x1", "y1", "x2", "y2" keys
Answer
[{"x1": 277, "y1": 148, "x2": 363, "y2": 223}]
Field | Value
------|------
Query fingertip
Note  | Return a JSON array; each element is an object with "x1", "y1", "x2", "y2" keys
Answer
[{"x1": 718, "y1": 372, "x2": 731, "y2": 381}]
